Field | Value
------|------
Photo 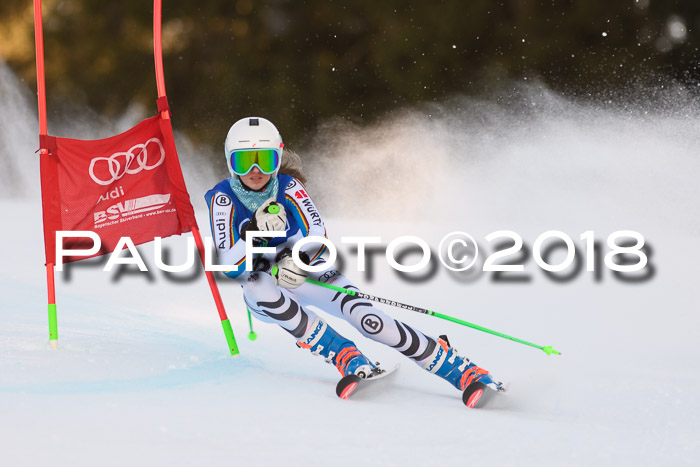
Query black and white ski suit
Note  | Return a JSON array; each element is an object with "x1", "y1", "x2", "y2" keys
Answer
[{"x1": 205, "y1": 174, "x2": 441, "y2": 368}]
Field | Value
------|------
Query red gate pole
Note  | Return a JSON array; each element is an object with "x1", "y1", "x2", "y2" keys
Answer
[
  {"x1": 153, "y1": 0, "x2": 239, "y2": 355},
  {"x1": 33, "y1": 0, "x2": 58, "y2": 349}
]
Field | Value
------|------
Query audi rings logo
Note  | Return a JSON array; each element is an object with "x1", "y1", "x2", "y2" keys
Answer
[{"x1": 89, "y1": 138, "x2": 166, "y2": 186}]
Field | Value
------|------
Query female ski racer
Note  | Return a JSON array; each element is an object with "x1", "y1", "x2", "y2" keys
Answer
[{"x1": 205, "y1": 117, "x2": 503, "y2": 405}]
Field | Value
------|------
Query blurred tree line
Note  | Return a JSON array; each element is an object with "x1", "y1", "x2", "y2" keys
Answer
[{"x1": 1, "y1": 0, "x2": 698, "y2": 149}]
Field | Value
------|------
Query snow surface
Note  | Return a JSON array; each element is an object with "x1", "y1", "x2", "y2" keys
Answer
[{"x1": 1, "y1": 63, "x2": 699, "y2": 466}]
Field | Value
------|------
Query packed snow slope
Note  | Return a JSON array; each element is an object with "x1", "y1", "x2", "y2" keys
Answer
[{"x1": 1, "y1": 63, "x2": 699, "y2": 466}]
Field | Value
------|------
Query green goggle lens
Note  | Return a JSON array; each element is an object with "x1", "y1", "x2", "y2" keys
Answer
[{"x1": 230, "y1": 149, "x2": 280, "y2": 175}]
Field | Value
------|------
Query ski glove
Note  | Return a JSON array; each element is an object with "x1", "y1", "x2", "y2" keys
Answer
[
  {"x1": 241, "y1": 198, "x2": 287, "y2": 244},
  {"x1": 272, "y1": 248, "x2": 310, "y2": 289}
]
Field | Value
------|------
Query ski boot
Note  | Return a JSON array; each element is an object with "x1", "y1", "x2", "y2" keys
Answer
[
  {"x1": 297, "y1": 317, "x2": 377, "y2": 379},
  {"x1": 423, "y1": 336, "x2": 504, "y2": 408}
]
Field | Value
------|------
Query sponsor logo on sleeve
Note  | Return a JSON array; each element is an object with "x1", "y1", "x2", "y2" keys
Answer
[
  {"x1": 211, "y1": 193, "x2": 234, "y2": 249},
  {"x1": 300, "y1": 198, "x2": 323, "y2": 226},
  {"x1": 215, "y1": 217, "x2": 228, "y2": 249},
  {"x1": 215, "y1": 194, "x2": 232, "y2": 206}
]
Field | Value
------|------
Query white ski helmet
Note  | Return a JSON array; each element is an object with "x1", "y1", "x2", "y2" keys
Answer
[{"x1": 224, "y1": 117, "x2": 284, "y2": 176}]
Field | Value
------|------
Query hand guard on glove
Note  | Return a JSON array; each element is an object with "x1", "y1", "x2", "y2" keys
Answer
[
  {"x1": 241, "y1": 198, "x2": 287, "y2": 244},
  {"x1": 272, "y1": 248, "x2": 311, "y2": 289}
]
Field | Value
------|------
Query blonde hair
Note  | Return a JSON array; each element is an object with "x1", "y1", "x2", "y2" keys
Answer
[{"x1": 279, "y1": 149, "x2": 307, "y2": 185}]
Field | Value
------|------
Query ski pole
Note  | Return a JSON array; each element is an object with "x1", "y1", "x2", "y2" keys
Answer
[
  {"x1": 243, "y1": 235, "x2": 276, "y2": 342},
  {"x1": 246, "y1": 307, "x2": 258, "y2": 341},
  {"x1": 305, "y1": 278, "x2": 561, "y2": 356}
]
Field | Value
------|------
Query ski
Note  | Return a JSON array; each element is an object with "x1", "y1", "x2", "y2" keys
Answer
[
  {"x1": 336, "y1": 363, "x2": 400, "y2": 400},
  {"x1": 462, "y1": 381, "x2": 507, "y2": 408}
]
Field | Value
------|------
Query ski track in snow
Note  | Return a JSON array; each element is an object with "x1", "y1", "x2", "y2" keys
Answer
[{"x1": 1, "y1": 63, "x2": 700, "y2": 466}]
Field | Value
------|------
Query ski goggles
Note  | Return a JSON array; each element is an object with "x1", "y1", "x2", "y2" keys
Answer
[{"x1": 229, "y1": 149, "x2": 280, "y2": 175}]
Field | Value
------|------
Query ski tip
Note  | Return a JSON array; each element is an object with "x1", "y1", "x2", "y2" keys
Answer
[
  {"x1": 336, "y1": 374, "x2": 361, "y2": 399},
  {"x1": 462, "y1": 382, "x2": 504, "y2": 408},
  {"x1": 339, "y1": 382, "x2": 358, "y2": 400},
  {"x1": 462, "y1": 382, "x2": 488, "y2": 408},
  {"x1": 542, "y1": 346, "x2": 561, "y2": 356},
  {"x1": 465, "y1": 388, "x2": 484, "y2": 408}
]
